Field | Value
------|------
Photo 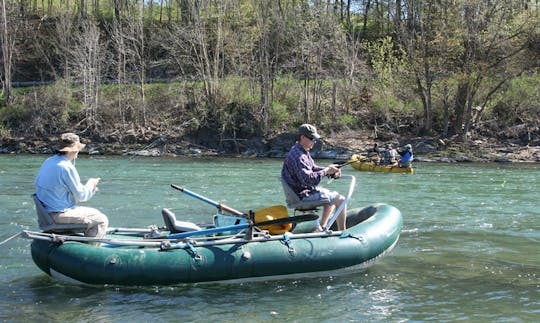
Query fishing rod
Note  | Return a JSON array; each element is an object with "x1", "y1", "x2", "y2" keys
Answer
[
  {"x1": 336, "y1": 158, "x2": 361, "y2": 169},
  {"x1": 0, "y1": 232, "x2": 22, "y2": 246},
  {"x1": 326, "y1": 157, "x2": 362, "y2": 184},
  {"x1": 327, "y1": 158, "x2": 361, "y2": 177}
]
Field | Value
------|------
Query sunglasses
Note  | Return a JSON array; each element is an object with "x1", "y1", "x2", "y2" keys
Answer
[{"x1": 305, "y1": 135, "x2": 317, "y2": 143}]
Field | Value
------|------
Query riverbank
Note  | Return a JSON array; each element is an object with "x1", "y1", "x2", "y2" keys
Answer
[{"x1": 0, "y1": 129, "x2": 538, "y2": 163}]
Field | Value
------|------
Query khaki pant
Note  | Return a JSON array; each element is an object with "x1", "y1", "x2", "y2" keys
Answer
[{"x1": 51, "y1": 206, "x2": 108, "y2": 245}]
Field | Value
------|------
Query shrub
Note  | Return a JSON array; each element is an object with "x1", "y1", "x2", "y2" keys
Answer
[{"x1": 269, "y1": 101, "x2": 290, "y2": 130}]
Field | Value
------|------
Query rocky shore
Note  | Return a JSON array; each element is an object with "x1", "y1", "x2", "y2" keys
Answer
[{"x1": 1, "y1": 129, "x2": 538, "y2": 163}]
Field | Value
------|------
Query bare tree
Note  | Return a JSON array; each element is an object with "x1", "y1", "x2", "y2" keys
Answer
[
  {"x1": 161, "y1": 1, "x2": 228, "y2": 131},
  {"x1": 0, "y1": 0, "x2": 14, "y2": 106},
  {"x1": 68, "y1": 18, "x2": 103, "y2": 131},
  {"x1": 126, "y1": 0, "x2": 147, "y2": 126},
  {"x1": 399, "y1": 0, "x2": 438, "y2": 134},
  {"x1": 453, "y1": 0, "x2": 536, "y2": 141},
  {"x1": 107, "y1": 0, "x2": 128, "y2": 126},
  {"x1": 298, "y1": 5, "x2": 336, "y2": 123},
  {"x1": 256, "y1": 1, "x2": 271, "y2": 132}
]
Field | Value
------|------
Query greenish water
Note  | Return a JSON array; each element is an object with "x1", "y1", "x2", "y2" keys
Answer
[{"x1": 0, "y1": 155, "x2": 538, "y2": 322}]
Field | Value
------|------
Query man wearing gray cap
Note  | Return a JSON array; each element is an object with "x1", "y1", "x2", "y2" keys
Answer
[
  {"x1": 281, "y1": 124, "x2": 347, "y2": 231},
  {"x1": 34, "y1": 133, "x2": 108, "y2": 244}
]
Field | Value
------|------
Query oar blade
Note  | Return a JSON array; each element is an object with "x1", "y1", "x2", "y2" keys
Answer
[
  {"x1": 255, "y1": 213, "x2": 319, "y2": 227},
  {"x1": 254, "y1": 205, "x2": 288, "y2": 219},
  {"x1": 253, "y1": 205, "x2": 290, "y2": 234}
]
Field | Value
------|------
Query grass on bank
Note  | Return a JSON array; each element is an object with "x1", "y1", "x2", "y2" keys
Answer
[{"x1": 1, "y1": 74, "x2": 539, "y2": 144}]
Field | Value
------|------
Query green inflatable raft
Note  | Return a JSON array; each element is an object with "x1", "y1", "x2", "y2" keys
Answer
[{"x1": 27, "y1": 203, "x2": 402, "y2": 286}]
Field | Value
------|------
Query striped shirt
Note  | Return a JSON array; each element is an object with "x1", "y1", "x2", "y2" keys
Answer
[{"x1": 281, "y1": 143, "x2": 326, "y2": 198}]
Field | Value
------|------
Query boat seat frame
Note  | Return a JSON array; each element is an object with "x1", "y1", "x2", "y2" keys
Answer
[
  {"x1": 32, "y1": 194, "x2": 88, "y2": 234},
  {"x1": 279, "y1": 177, "x2": 331, "y2": 213}
]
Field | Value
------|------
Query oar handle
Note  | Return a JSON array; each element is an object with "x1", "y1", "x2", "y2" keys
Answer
[{"x1": 218, "y1": 204, "x2": 245, "y2": 216}]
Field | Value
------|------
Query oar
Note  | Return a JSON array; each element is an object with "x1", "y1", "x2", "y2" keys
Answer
[
  {"x1": 171, "y1": 184, "x2": 245, "y2": 216},
  {"x1": 171, "y1": 184, "x2": 291, "y2": 221},
  {"x1": 165, "y1": 214, "x2": 318, "y2": 239}
]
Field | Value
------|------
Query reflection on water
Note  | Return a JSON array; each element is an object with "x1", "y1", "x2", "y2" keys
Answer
[{"x1": 0, "y1": 155, "x2": 538, "y2": 321}]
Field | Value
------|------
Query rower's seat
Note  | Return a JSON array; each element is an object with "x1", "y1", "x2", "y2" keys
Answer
[
  {"x1": 32, "y1": 194, "x2": 88, "y2": 233},
  {"x1": 162, "y1": 208, "x2": 202, "y2": 233},
  {"x1": 280, "y1": 177, "x2": 331, "y2": 211}
]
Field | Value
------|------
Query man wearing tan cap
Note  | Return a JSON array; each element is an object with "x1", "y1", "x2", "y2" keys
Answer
[
  {"x1": 34, "y1": 133, "x2": 108, "y2": 243},
  {"x1": 281, "y1": 124, "x2": 347, "y2": 231}
]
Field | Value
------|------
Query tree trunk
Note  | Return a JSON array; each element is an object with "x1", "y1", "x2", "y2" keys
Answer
[
  {"x1": 258, "y1": 22, "x2": 270, "y2": 133},
  {"x1": 303, "y1": 77, "x2": 310, "y2": 122},
  {"x1": 0, "y1": 0, "x2": 12, "y2": 107},
  {"x1": 454, "y1": 81, "x2": 468, "y2": 137},
  {"x1": 441, "y1": 81, "x2": 450, "y2": 138},
  {"x1": 361, "y1": 0, "x2": 371, "y2": 38},
  {"x1": 416, "y1": 75, "x2": 432, "y2": 135},
  {"x1": 332, "y1": 80, "x2": 337, "y2": 124}
]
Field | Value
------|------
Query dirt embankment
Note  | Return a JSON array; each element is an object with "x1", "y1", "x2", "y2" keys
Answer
[
  {"x1": 1, "y1": 127, "x2": 538, "y2": 163},
  {"x1": 322, "y1": 130, "x2": 539, "y2": 163}
]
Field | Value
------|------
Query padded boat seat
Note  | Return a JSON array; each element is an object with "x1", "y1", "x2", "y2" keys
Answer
[
  {"x1": 280, "y1": 177, "x2": 331, "y2": 211},
  {"x1": 162, "y1": 208, "x2": 202, "y2": 233},
  {"x1": 32, "y1": 194, "x2": 88, "y2": 233}
]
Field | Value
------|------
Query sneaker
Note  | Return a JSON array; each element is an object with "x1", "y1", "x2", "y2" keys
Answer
[{"x1": 312, "y1": 225, "x2": 325, "y2": 233}]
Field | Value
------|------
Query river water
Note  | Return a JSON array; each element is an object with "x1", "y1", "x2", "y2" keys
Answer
[{"x1": 0, "y1": 155, "x2": 538, "y2": 322}]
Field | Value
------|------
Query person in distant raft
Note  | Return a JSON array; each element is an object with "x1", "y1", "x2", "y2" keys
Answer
[
  {"x1": 281, "y1": 124, "x2": 347, "y2": 231},
  {"x1": 382, "y1": 143, "x2": 399, "y2": 166},
  {"x1": 34, "y1": 133, "x2": 108, "y2": 244},
  {"x1": 367, "y1": 143, "x2": 382, "y2": 165},
  {"x1": 398, "y1": 144, "x2": 414, "y2": 168}
]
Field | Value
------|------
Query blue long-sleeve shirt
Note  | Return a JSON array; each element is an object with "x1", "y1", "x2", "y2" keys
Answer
[
  {"x1": 281, "y1": 143, "x2": 325, "y2": 198},
  {"x1": 399, "y1": 151, "x2": 413, "y2": 167},
  {"x1": 34, "y1": 154, "x2": 95, "y2": 213}
]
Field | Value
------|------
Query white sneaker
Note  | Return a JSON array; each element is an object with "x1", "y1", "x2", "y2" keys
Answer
[{"x1": 312, "y1": 225, "x2": 325, "y2": 233}]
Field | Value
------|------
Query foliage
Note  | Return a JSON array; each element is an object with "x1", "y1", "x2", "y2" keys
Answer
[
  {"x1": 0, "y1": 0, "x2": 538, "y2": 148},
  {"x1": 0, "y1": 103, "x2": 31, "y2": 131},
  {"x1": 489, "y1": 74, "x2": 540, "y2": 126},
  {"x1": 268, "y1": 101, "x2": 290, "y2": 131},
  {"x1": 337, "y1": 114, "x2": 357, "y2": 129},
  {"x1": 0, "y1": 124, "x2": 10, "y2": 139}
]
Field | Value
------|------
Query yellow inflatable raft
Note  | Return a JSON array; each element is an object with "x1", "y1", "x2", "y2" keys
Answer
[{"x1": 350, "y1": 154, "x2": 414, "y2": 174}]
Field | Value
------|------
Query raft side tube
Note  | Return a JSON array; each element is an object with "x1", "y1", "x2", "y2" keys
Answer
[{"x1": 28, "y1": 203, "x2": 403, "y2": 286}]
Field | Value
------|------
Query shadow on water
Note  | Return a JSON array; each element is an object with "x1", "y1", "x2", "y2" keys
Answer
[{"x1": 6, "y1": 269, "x2": 407, "y2": 322}]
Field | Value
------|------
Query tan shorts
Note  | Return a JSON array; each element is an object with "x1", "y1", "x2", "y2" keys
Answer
[
  {"x1": 51, "y1": 206, "x2": 108, "y2": 240},
  {"x1": 302, "y1": 187, "x2": 341, "y2": 204}
]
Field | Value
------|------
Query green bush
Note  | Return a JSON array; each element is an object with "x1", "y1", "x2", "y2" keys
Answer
[
  {"x1": 337, "y1": 114, "x2": 357, "y2": 128},
  {"x1": 269, "y1": 101, "x2": 290, "y2": 129},
  {"x1": 0, "y1": 124, "x2": 10, "y2": 139},
  {"x1": 490, "y1": 74, "x2": 540, "y2": 126},
  {"x1": 0, "y1": 103, "x2": 33, "y2": 130}
]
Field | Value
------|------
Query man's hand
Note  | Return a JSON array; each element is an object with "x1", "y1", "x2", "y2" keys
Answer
[
  {"x1": 87, "y1": 177, "x2": 100, "y2": 193},
  {"x1": 325, "y1": 165, "x2": 341, "y2": 178}
]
